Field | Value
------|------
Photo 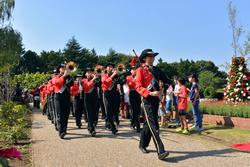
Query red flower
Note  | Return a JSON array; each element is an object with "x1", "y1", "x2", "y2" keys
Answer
[
  {"x1": 241, "y1": 83, "x2": 244, "y2": 87},
  {"x1": 0, "y1": 147, "x2": 22, "y2": 160},
  {"x1": 243, "y1": 88, "x2": 247, "y2": 93}
]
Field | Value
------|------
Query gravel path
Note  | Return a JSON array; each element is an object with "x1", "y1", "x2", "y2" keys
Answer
[{"x1": 31, "y1": 108, "x2": 250, "y2": 167}]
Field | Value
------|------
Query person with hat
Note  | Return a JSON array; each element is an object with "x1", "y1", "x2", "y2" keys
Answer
[
  {"x1": 135, "y1": 49, "x2": 170, "y2": 160},
  {"x1": 126, "y1": 66, "x2": 141, "y2": 132},
  {"x1": 70, "y1": 73, "x2": 85, "y2": 129},
  {"x1": 101, "y1": 63, "x2": 119, "y2": 135},
  {"x1": 82, "y1": 68, "x2": 99, "y2": 136},
  {"x1": 54, "y1": 63, "x2": 74, "y2": 139}
]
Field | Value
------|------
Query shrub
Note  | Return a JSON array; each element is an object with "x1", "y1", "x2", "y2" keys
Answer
[{"x1": 0, "y1": 102, "x2": 30, "y2": 143}]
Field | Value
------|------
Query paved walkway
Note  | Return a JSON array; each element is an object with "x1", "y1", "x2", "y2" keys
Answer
[{"x1": 31, "y1": 108, "x2": 250, "y2": 167}]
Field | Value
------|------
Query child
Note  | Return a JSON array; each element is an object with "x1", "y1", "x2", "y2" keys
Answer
[
  {"x1": 176, "y1": 78, "x2": 189, "y2": 134},
  {"x1": 158, "y1": 81, "x2": 167, "y2": 128},
  {"x1": 172, "y1": 76, "x2": 179, "y2": 124},
  {"x1": 188, "y1": 74, "x2": 203, "y2": 132},
  {"x1": 165, "y1": 84, "x2": 173, "y2": 120}
]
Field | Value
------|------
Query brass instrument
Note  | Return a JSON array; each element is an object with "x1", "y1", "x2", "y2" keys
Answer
[
  {"x1": 94, "y1": 64, "x2": 104, "y2": 74},
  {"x1": 66, "y1": 61, "x2": 77, "y2": 73},
  {"x1": 117, "y1": 63, "x2": 125, "y2": 73}
]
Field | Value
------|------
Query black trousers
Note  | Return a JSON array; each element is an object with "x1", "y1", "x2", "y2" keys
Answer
[
  {"x1": 114, "y1": 91, "x2": 120, "y2": 124},
  {"x1": 84, "y1": 92, "x2": 98, "y2": 132},
  {"x1": 49, "y1": 94, "x2": 55, "y2": 124},
  {"x1": 139, "y1": 96, "x2": 165, "y2": 154},
  {"x1": 103, "y1": 90, "x2": 118, "y2": 131},
  {"x1": 98, "y1": 96, "x2": 106, "y2": 118},
  {"x1": 74, "y1": 97, "x2": 84, "y2": 126},
  {"x1": 46, "y1": 95, "x2": 51, "y2": 120},
  {"x1": 55, "y1": 90, "x2": 71, "y2": 135},
  {"x1": 52, "y1": 94, "x2": 58, "y2": 129},
  {"x1": 129, "y1": 90, "x2": 141, "y2": 128}
]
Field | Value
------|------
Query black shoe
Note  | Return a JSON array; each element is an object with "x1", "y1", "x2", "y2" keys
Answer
[
  {"x1": 78, "y1": 125, "x2": 81, "y2": 129},
  {"x1": 60, "y1": 132, "x2": 66, "y2": 139},
  {"x1": 112, "y1": 129, "x2": 118, "y2": 135},
  {"x1": 158, "y1": 151, "x2": 169, "y2": 160},
  {"x1": 91, "y1": 131, "x2": 96, "y2": 137},
  {"x1": 116, "y1": 121, "x2": 120, "y2": 126},
  {"x1": 139, "y1": 147, "x2": 149, "y2": 154}
]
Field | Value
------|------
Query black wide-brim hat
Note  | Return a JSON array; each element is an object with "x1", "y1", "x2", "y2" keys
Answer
[
  {"x1": 56, "y1": 63, "x2": 66, "y2": 73},
  {"x1": 83, "y1": 67, "x2": 94, "y2": 75},
  {"x1": 105, "y1": 62, "x2": 115, "y2": 68},
  {"x1": 139, "y1": 49, "x2": 159, "y2": 63}
]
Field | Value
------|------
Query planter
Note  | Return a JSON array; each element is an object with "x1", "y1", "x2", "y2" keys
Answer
[{"x1": 203, "y1": 114, "x2": 250, "y2": 129}]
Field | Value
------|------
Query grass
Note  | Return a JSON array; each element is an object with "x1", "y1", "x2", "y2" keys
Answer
[
  {"x1": 165, "y1": 123, "x2": 250, "y2": 146},
  {"x1": 200, "y1": 123, "x2": 250, "y2": 145}
]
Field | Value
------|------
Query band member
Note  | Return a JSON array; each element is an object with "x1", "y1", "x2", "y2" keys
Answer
[
  {"x1": 44, "y1": 80, "x2": 52, "y2": 121},
  {"x1": 83, "y1": 68, "x2": 99, "y2": 136},
  {"x1": 39, "y1": 82, "x2": 47, "y2": 115},
  {"x1": 54, "y1": 63, "x2": 74, "y2": 139},
  {"x1": 51, "y1": 70, "x2": 59, "y2": 130},
  {"x1": 126, "y1": 66, "x2": 141, "y2": 132},
  {"x1": 135, "y1": 49, "x2": 169, "y2": 160},
  {"x1": 97, "y1": 79, "x2": 106, "y2": 120},
  {"x1": 101, "y1": 63, "x2": 119, "y2": 135},
  {"x1": 70, "y1": 73, "x2": 84, "y2": 129}
]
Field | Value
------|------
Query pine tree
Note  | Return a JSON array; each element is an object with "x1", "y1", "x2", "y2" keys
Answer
[{"x1": 224, "y1": 57, "x2": 250, "y2": 103}]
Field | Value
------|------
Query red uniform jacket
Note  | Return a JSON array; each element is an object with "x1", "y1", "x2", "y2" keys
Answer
[
  {"x1": 53, "y1": 75, "x2": 65, "y2": 93},
  {"x1": 48, "y1": 80, "x2": 54, "y2": 94},
  {"x1": 101, "y1": 74, "x2": 113, "y2": 91},
  {"x1": 82, "y1": 79, "x2": 95, "y2": 93},
  {"x1": 126, "y1": 75, "x2": 136, "y2": 90},
  {"x1": 70, "y1": 82, "x2": 79, "y2": 96},
  {"x1": 39, "y1": 85, "x2": 46, "y2": 100},
  {"x1": 135, "y1": 66, "x2": 154, "y2": 98}
]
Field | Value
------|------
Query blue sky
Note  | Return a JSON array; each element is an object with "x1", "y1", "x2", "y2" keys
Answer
[{"x1": 12, "y1": 0, "x2": 250, "y2": 69}]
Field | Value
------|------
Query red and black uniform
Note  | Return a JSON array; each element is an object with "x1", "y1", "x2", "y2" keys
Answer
[
  {"x1": 126, "y1": 75, "x2": 141, "y2": 131},
  {"x1": 101, "y1": 73, "x2": 119, "y2": 134},
  {"x1": 44, "y1": 81, "x2": 53, "y2": 120},
  {"x1": 70, "y1": 81, "x2": 85, "y2": 128},
  {"x1": 54, "y1": 74, "x2": 74, "y2": 138},
  {"x1": 96, "y1": 77, "x2": 106, "y2": 120},
  {"x1": 135, "y1": 65, "x2": 168, "y2": 155},
  {"x1": 50, "y1": 75, "x2": 59, "y2": 130},
  {"x1": 82, "y1": 78, "x2": 99, "y2": 134}
]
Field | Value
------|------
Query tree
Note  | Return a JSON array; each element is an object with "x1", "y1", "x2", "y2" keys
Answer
[
  {"x1": 63, "y1": 36, "x2": 82, "y2": 62},
  {"x1": 0, "y1": 26, "x2": 23, "y2": 102},
  {"x1": 39, "y1": 50, "x2": 64, "y2": 72},
  {"x1": 0, "y1": 26, "x2": 23, "y2": 67},
  {"x1": 19, "y1": 50, "x2": 41, "y2": 73},
  {"x1": 228, "y1": 1, "x2": 243, "y2": 57},
  {"x1": 0, "y1": 0, "x2": 15, "y2": 25}
]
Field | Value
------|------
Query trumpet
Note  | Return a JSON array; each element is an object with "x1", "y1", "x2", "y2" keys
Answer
[{"x1": 66, "y1": 61, "x2": 77, "y2": 73}]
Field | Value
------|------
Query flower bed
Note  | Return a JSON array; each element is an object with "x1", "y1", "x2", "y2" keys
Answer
[{"x1": 187, "y1": 101, "x2": 250, "y2": 129}]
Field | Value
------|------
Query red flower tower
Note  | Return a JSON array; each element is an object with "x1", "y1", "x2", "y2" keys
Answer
[{"x1": 224, "y1": 57, "x2": 250, "y2": 103}]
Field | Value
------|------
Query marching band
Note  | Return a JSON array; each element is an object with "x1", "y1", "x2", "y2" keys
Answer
[{"x1": 38, "y1": 49, "x2": 170, "y2": 160}]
